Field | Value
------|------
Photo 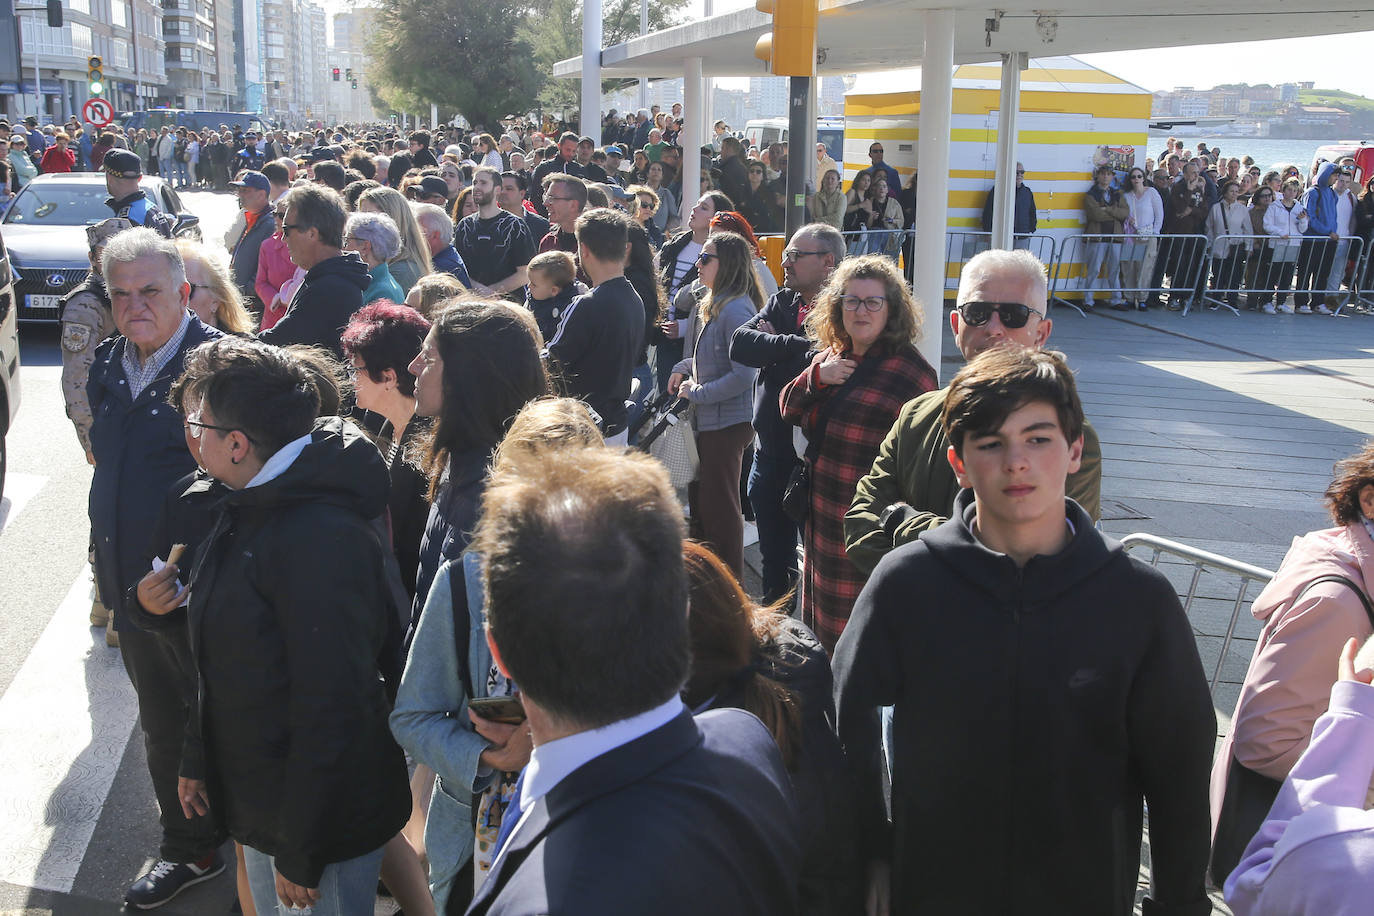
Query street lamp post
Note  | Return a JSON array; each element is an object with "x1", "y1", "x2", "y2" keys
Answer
[{"x1": 15, "y1": 8, "x2": 47, "y2": 122}]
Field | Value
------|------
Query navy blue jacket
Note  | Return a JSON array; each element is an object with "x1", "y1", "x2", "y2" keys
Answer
[
  {"x1": 463, "y1": 707, "x2": 802, "y2": 916},
  {"x1": 88, "y1": 315, "x2": 222, "y2": 610},
  {"x1": 432, "y1": 245, "x2": 473, "y2": 288},
  {"x1": 729, "y1": 287, "x2": 812, "y2": 459}
]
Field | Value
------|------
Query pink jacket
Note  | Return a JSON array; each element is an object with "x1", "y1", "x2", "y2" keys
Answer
[
  {"x1": 1211, "y1": 522, "x2": 1374, "y2": 835},
  {"x1": 255, "y1": 232, "x2": 297, "y2": 328},
  {"x1": 1224, "y1": 679, "x2": 1374, "y2": 914}
]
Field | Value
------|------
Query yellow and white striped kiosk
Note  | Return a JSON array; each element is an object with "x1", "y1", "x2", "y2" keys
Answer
[{"x1": 843, "y1": 56, "x2": 1151, "y2": 300}]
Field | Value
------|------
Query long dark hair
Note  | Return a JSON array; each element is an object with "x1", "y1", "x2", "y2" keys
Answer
[
  {"x1": 422, "y1": 300, "x2": 549, "y2": 498},
  {"x1": 682, "y1": 541, "x2": 801, "y2": 769}
]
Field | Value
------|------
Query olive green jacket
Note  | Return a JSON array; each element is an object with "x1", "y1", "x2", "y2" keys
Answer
[{"x1": 844, "y1": 387, "x2": 1103, "y2": 575}]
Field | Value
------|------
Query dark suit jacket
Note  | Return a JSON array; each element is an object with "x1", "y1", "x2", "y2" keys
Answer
[{"x1": 464, "y1": 708, "x2": 802, "y2": 916}]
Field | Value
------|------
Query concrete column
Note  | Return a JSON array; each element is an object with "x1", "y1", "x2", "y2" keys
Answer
[
  {"x1": 683, "y1": 56, "x2": 704, "y2": 214},
  {"x1": 912, "y1": 8, "x2": 954, "y2": 377},
  {"x1": 582, "y1": 0, "x2": 602, "y2": 144},
  {"x1": 990, "y1": 52, "x2": 1026, "y2": 250},
  {"x1": 638, "y1": 0, "x2": 649, "y2": 109},
  {"x1": 430, "y1": 102, "x2": 438, "y2": 129}
]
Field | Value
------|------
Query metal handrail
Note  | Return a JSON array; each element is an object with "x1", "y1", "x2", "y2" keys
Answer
[{"x1": 1121, "y1": 533, "x2": 1275, "y2": 693}]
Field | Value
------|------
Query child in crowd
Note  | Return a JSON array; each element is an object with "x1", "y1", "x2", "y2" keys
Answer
[{"x1": 525, "y1": 250, "x2": 584, "y2": 342}]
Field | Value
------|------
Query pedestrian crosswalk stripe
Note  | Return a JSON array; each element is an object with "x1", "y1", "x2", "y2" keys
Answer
[
  {"x1": 0, "y1": 473, "x2": 46, "y2": 533},
  {"x1": 0, "y1": 565, "x2": 137, "y2": 893}
]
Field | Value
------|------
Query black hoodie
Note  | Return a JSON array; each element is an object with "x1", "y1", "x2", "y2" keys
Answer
[
  {"x1": 258, "y1": 251, "x2": 370, "y2": 358},
  {"x1": 184, "y1": 418, "x2": 410, "y2": 887},
  {"x1": 834, "y1": 491, "x2": 1216, "y2": 916}
]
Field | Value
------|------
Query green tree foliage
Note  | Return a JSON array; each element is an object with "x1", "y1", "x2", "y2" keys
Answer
[
  {"x1": 370, "y1": 0, "x2": 543, "y2": 130},
  {"x1": 519, "y1": 0, "x2": 687, "y2": 117}
]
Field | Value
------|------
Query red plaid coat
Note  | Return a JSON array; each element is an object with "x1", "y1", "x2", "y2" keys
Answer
[{"x1": 780, "y1": 343, "x2": 938, "y2": 654}]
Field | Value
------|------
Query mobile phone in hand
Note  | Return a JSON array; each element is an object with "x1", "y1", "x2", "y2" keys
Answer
[{"x1": 468, "y1": 695, "x2": 526, "y2": 725}]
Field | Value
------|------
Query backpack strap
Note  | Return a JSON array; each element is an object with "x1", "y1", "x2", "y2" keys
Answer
[{"x1": 1298, "y1": 574, "x2": 1374, "y2": 630}]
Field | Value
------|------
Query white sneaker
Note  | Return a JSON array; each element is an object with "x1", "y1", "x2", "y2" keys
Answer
[
  {"x1": 1315, "y1": 303, "x2": 1334, "y2": 315},
  {"x1": 1277, "y1": 302, "x2": 1295, "y2": 314},
  {"x1": 1261, "y1": 303, "x2": 1277, "y2": 315},
  {"x1": 1297, "y1": 304, "x2": 1313, "y2": 314}
]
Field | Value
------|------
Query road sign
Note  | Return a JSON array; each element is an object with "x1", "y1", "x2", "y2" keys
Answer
[{"x1": 82, "y1": 97, "x2": 113, "y2": 127}]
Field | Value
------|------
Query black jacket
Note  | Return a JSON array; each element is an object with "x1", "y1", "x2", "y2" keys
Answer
[
  {"x1": 702, "y1": 619, "x2": 862, "y2": 916},
  {"x1": 88, "y1": 317, "x2": 222, "y2": 608},
  {"x1": 716, "y1": 155, "x2": 749, "y2": 209},
  {"x1": 185, "y1": 418, "x2": 410, "y2": 887},
  {"x1": 729, "y1": 287, "x2": 812, "y2": 458},
  {"x1": 408, "y1": 447, "x2": 490, "y2": 652},
  {"x1": 258, "y1": 252, "x2": 369, "y2": 358},
  {"x1": 545, "y1": 277, "x2": 645, "y2": 434},
  {"x1": 980, "y1": 183, "x2": 1038, "y2": 235},
  {"x1": 465, "y1": 708, "x2": 801, "y2": 916},
  {"x1": 833, "y1": 492, "x2": 1216, "y2": 915}
]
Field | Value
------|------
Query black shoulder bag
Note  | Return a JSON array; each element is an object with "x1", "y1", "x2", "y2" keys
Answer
[{"x1": 1209, "y1": 573, "x2": 1374, "y2": 885}]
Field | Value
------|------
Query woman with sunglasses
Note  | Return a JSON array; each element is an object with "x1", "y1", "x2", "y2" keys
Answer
[
  {"x1": 1245, "y1": 184, "x2": 1277, "y2": 311},
  {"x1": 780, "y1": 255, "x2": 937, "y2": 654},
  {"x1": 667, "y1": 231, "x2": 763, "y2": 577},
  {"x1": 1122, "y1": 167, "x2": 1164, "y2": 311}
]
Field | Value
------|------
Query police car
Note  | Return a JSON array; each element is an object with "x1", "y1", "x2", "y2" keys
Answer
[{"x1": 2, "y1": 174, "x2": 200, "y2": 322}]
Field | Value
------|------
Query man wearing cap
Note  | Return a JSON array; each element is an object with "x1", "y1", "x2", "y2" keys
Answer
[
  {"x1": 61, "y1": 218, "x2": 132, "y2": 466},
  {"x1": 23, "y1": 115, "x2": 46, "y2": 164},
  {"x1": 413, "y1": 174, "x2": 449, "y2": 207},
  {"x1": 603, "y1": 145, "x2": 627, "y2": 187},
  {"x1": 575, "y1": 137, "x2": 609, "y2": 183},
  {"x1": 229, "y1": 171, "x2": 276, "y2": 312},
  {"x1": 233, "y1": 131, "x2": 267, "y2": 173},
  {"x1": 104, "y1": 150, "x2": 174, "y2": 238}
]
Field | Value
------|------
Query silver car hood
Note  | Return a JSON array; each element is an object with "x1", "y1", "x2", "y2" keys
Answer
[{"x1": 4, "y1": 224, "x2": 91, "y2": 269}]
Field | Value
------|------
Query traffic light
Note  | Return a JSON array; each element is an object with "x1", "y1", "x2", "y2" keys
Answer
[
  {"x1": 273, "y1": 80, "x2": 281, "y2": 90},
  {"x1": 87, "y1": 56, "x2": 104, "y2": 96},
  {"x1": 753, "y1": 0, "x2": 818, "y2": 77},
  {"x1": 351, "y1": 80, "x2": 358, "y2": 90},
  {"x1": 45, "y1": 0, "x2": 61, "y2": 27},
  {"x1": 345, "y1": 68, "x2": 354, "y2": 81},
  {"x1": 331, "y1": 67, "x2": 340, "y2": 81}
]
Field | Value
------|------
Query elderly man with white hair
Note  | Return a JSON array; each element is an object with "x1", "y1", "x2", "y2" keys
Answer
[
  {"x1": 343, "y1": 210, "x2": 405, "y2": 305},
  {"x1": 411, "y1": 202, "x2": 471, "y2": 287}
]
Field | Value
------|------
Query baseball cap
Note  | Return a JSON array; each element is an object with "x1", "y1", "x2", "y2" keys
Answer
[
  {"x1": 417, "y1": 175, "x2": 449, "y2": 199},
  {"x1": 103, "y1": 149, "x2": 143, "y2": 179},
  {"x1": 308, "y1": 146, "x2": 336, "y2": 163},
  {"x1": 604, "y1": 144, "x2": 625, "y2": 159},
  {"x1": 229, "y1": 170, "x2": 271, "y2": 192}
]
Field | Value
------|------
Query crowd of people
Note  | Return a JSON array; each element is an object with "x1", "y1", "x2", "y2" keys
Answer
[
  {"x1": 47, "y1": 108, "x2": 1374, "y2": 916},
  {"x1": 1057, "y1": 138, "x2": 1374, "y2": 314}
]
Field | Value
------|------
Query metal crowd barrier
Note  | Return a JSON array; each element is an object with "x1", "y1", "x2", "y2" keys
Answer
[
  {"x1": 1193, "y1": 233, "x2": 1366, "y2": 317},
  {"x1": 1121, "y1": 533, "x2": 1275, "y2": 697},
  {"x1": 1051, "y1": 233, "x2": 1211, "y2": 317},
  {"x1": 941, "y1": 230, "x2": 1058, "y2": 296},
  {"x1": 839, "y1": 226, "x2": 910, "y2": 263}
]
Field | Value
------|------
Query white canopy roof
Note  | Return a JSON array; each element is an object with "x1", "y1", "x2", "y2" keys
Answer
[{"x1": 554, "y1": 0, "x2": 1374, "y2": 78}]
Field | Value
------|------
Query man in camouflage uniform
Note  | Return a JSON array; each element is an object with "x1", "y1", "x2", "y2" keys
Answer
[
  {"x1": 61, "y1": 217, "x2": 131, "y2": 636},
  {"x1": 103, "y1": 150, "x2": 174, "y2": 238}
]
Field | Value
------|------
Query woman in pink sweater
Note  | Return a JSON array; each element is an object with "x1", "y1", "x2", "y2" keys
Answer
[
  {"x1": 254, "y1": 201, "x2": 297, "y2": 330},
  {"x1": 1211, "y1": 443, "x2": 1374, "y2": 880},
  {"x1": 1225, "y1": 637, "x2": 1374, "y2": 915}
]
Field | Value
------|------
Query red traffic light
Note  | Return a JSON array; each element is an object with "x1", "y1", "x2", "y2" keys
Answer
[{"x1": 331, "y1": 67, "x2": 340, "y2": 81}]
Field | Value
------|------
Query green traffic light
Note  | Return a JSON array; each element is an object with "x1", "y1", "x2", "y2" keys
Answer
[{"x1": 89, "y1": 80, "x2": 103, "y2": 95}]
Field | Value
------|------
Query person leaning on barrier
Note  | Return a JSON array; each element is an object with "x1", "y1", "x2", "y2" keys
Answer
[
  {"x1": 835, "y1": 344, "x2": 1216, "y2": 916},
  {"x1": 1209, "y1": 441, "x2": 1374, "y2": 884},
  {"x1": 846, "y1": 248, "x2": 1101, "y2": 576},
  {"x1": 61, "y1": 217, "x2": 133, "y2": 463}
]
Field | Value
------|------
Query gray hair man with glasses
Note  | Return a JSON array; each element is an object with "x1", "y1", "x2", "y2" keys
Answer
[
  {"x1": 87, "y1": 227, "x2": 228, "y2": 908},
  {"x1": 980, "y1": 161, "x2": 1039, "y2": 245},
  {"x1": 729, "y1": 222, "x2": 845, "y2": 605},
  {"x1": 845, "y1": 247, "x2": 1100, "y2": 574}
]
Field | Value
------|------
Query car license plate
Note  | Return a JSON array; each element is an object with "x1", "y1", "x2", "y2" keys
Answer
[{"x1": 26, "y1": 294, "x2": 61, "y2": 311}]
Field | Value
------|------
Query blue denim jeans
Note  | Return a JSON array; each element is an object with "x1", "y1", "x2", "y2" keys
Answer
[
  {"x1": 243, "y1": 843, "x2": 385, "y2": 916},
  {"x1": 173, "y1": 159, "x2": 189, "y2": 186},
  {"x1": 747, "y1": 449, "x2": 802, "y2": 606}
]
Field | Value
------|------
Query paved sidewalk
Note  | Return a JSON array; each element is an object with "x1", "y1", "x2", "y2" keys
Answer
[{"x1": 742, "y1": 303, "x2": 1374, "y2": 914}]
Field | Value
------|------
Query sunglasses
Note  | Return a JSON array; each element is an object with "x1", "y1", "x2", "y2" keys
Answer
[
  {"x1": 697, "y1": 252, "x2": 718, "y2": 265},
  {"x1": 957, "y1": 301, "x2": 1043, "y2": 329}
]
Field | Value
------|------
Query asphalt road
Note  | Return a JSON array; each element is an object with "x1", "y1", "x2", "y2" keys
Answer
[{"x1": 0, "y1": 186, "x2": 249, "y2": 915}]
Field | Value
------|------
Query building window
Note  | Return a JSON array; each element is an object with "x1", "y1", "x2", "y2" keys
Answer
[
  {"x1": 71, "y1": 22, "x2": 92, "y2": 54},
  {"x1": 69, "y1": 0, "x2": 91, "y2": 14},
  {"x1": 111, "y1": 0, "x2": 128, "y2": 26}
]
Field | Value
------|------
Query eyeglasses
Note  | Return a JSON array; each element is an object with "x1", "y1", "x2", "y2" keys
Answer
[
  {"x1": 841, "y1": 295, "x2": 887, "y2": 312},
  {"x1": 187, "y1": 282, "x2": 207, "y2": 298},
  {"x1": 957, "y1": 301, "x2": 1043, "y2": 329},
  {"x1": 280, "y1": 222, "x2": 306, "y2": 235},
  {"x1": 544, "y1": 196, "x2": 577, "y2": 203},
  {"x1": 344, "y1": 363, "x2": 363, "y2": 378},
  {"x1": 184, "y1": 412, "x2": 254, "y2": 443},
  {"x1": 697, "y1": 252, "x2": 718, "y2": 265},
  {"x1": 782, "y1": 248, "x2": 827, "y2": 263}
]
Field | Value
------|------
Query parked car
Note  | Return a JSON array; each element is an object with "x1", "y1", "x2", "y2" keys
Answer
[
  {"x1": 2, "y1": 174, "x2": 200, "y2": 322},
  {"x1": 0, "y1": 225, "x2": 19, "y2": 503}
]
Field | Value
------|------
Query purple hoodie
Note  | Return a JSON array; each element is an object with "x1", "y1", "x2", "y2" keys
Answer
[{"x1": 1225, "y1": 679, "x2": 1374, "y2": 914}]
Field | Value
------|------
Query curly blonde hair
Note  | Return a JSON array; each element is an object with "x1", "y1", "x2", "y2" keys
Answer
[{"x1": 803, "y1": 254, "x2": 922, "y2": 354}]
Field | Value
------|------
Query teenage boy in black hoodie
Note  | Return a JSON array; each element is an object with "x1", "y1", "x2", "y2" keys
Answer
[{"x1": 834, "y1": 346, "x2": 1216, "y2": 916}]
